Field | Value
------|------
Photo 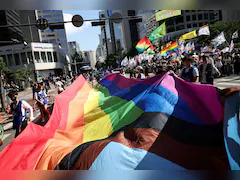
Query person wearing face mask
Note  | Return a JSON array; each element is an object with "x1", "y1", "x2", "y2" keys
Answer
[{"x1": 7, "y1": 92, "x2": 34, "y2": 138}]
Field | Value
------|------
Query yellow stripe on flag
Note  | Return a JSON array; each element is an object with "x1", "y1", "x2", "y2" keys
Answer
[{"x1": 179, "y1": 30, "x2": 197, "y2": 41}]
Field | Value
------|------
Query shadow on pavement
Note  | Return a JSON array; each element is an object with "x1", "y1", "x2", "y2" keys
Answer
[{"x1": 33, "y1": 104, "x2": 54, "y2": 126}]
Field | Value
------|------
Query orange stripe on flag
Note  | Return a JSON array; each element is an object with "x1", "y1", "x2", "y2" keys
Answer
[{"x1": 34, "y1": 82, "x2": 91, "y2": 170}]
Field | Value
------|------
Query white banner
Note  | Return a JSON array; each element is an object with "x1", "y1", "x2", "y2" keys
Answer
[
  {"x1": 212, "y1": 32, "x2": 226, "y2": 47},
  {"x1": 198, "y1": 25, "x2": 210, "y2": 36},
  {"x1": 232, "y1": 30, "x2": 238, "y2": 39},
  {"x1": 230, "y1": 40, "x2": 234, "y2": 52}
]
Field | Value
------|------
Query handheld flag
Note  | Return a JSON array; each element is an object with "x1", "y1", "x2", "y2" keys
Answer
[
  {"x1": 230, "y1": 40, "x2": 234, "y2": 52},
  {"x1": 149, "y1": 22, "x2": 166, "y2": 41},
  {"x1": 179, "y1": 30, "x2": 197, "y2": 41},
  {"x1": 232, "y1": 30, "x2": 238, "y2": 39},
  {"x1": 198, "y1": 25, "x2": 210, "y2": 36},
  {"x1": 147, "y1": 45, "x2": 155, "y2": 54},
  {"x1": 212, "y1": 32, "x2": 226, "y2": 47},
  {"x1": 136, "y1": 36, "x2": 152, "y2": 52},
  {"x1": 161, "y1": 41, "x2": 179, "y2": 56}
]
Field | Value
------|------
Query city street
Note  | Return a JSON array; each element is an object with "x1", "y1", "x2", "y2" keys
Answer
[{"x1": 0, "y1": 84, "x2": 57, "y2": 151}]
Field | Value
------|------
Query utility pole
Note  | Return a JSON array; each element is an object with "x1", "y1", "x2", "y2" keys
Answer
[
  {"x1": 0, "y1": 70, "x2": 6, "y2": 112},
  {"x1": 28, "y1": 16, "x2": 33, "y2": 42}
]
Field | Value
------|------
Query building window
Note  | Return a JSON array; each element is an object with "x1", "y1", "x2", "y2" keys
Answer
[
  {"x1": 204, "y1": 13, "x2": 208, "y2": 20},
  {"x1": 43, "y1": 15, "x2": 52, "y2": 18},
  {"x1": 34, "y1": 52, "x2": 40, "y2": 62},
  {"x1": 47, "y1": 34, "x2": 55, "y2": 37},
  {"x1": 185, "y1": 10, "x2": 190, "y2": 12},
  {"x1": 187, "y1": 24, "x2": 192, "y2": 28},
  {"x1": 193, "y1": 23, "x2": 198, "y2": 27},
  {"x1": 20, "y1": 52, "x2": 27, "y2": 64},
  {"x1": 41, "y1": 52, "x2": 47, "y2": 63},
  {"x1": 42, "y1": 10, "x2": 52, "y2": 13},
  {"x1": 53, "y1": 52, "x2": 58, "y2": 62},
  {"x1": 176, "y1": 25, "x2": 185, "y2": 31},
  {"x1": 27, "y1": 52, "x2": 33, "y2": 64},
  {"x1": 47, "y1": 52, "x2": 53, "y2": 62},
  {"x1": 198, "y1": 14, "x2": 203, "y2": 20},
  {"x1": 57, "y1": 33, "x2": 66, "y2": 37},
  {"x1": 14, "y1": 54, "x2": 20, "y2": 66},
  {"x1": 45, "y1": 29, "x2": 53, "y2": 33},
  {"x1": 7, "y1": 54, "x2": 13, "y2": 66},
  {"x1": 167, "y1": 19, "x2": 174, "y2": 26},
  {"x1": 176, "y1": 16, "x2": 184, "y2": 23},
  {"x1": 210, "y1": 13, "x2": 215, "y2": 20},
  {"x1": 53, "y1": 14, "x2": 62, "y2": 17},
  {"x1": 192, "y1": 15, "x2": 197, "y2": 21},
  {"x1": 186, "y1": 15, "x2": 191, "y2": 21}
]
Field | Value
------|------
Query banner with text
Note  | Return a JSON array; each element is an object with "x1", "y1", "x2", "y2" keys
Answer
[{"x1": 155, "y1": 10, "x2": 181, "y2": 22}]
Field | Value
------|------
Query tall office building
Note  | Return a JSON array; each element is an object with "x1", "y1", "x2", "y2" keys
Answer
[
  {"x1": 0, "y1": 10, "x2": 23, "y2": 46},
  {"x1": 68, "y1": 41, "x2": 81, "y2": 56},
  {"x1": 135, "y1": 10, "x2": 156, "y2": 39},
  {"x1": 83, "y1": 51, "x2": 97, "y2": 68},
  {"x1": 19, "y1": 10, "x2": 40, "y2": 43},
  {"x1": 221, "y1": 10, "x2": 240, "y2": 21},
  {"x1": 103, "y1": 10, "x2": 140, "y2": 56},
  {"x1": 35, "y1": 10, "x2": 68, "y2": 54},
  {"x1": 155, "y1": 10, "x2": 222, "y2": 41},
  {"x1": 98, "y1": 11, "x2": 108, "y2": 59}
]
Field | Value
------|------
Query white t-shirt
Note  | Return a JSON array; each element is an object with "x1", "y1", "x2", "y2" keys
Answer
[{"x1": 16, "y1": 100, "x2": 34, "y2": 121}]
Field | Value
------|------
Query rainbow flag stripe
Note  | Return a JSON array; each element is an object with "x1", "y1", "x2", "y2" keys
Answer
[
  {"x1": 161, "y1": 42, "x2": 179, "y2": 56},
  {"x1": 0, "y1": 73, "x2": 239, "y2": 171},
  {"x1": 136, "y1": 36, "x2": 152, "y2": 52}
]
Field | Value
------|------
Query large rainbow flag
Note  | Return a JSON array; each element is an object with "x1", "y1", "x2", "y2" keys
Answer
[
  {"x1": 136, "y1": 36, "x2": 152, "y2": 52},
  {"x1": 161, "y1": 42, "x2": 179, "y2": 57},
  {"x1": 0, "y1": 73, "x2": 239, "y2": 170}
]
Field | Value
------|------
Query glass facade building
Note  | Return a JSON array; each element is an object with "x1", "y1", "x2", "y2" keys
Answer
[{"x1": 35, "y1": 10, "x2": 68, "y2": 54}]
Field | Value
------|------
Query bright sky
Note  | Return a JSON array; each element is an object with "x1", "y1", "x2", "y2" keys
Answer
[{"x1": 63, "y1": 10, "x2": 101, "y2": 51}]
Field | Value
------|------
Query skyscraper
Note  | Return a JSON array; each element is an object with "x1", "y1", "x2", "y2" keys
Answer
[
  {"x1": 19, "y1": 10, "x2": 40, "y2": 43},
  {"x1": 0, "y1": 10, "x2": 23, "y2": 46},
  {"x1": 35, "y1": 10, "x2": 68, "y2": 54},
  {"x1": 135, "y1": 10, "x2": 156, "y2": 39},
  {"x1": 103, "y1": 10, "x2": 140, "y2": 56}
]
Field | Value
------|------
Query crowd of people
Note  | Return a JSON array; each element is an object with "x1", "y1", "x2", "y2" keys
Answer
[
  {"x1": 2, "y1": 50, "x2": 240, "y2": 141},
  {"x1": 110, "y1": 51, "x2": 240, "y2": 85}
]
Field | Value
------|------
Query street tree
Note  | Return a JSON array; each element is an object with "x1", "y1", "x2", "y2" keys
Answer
[
  {"x1": 15, "y1": 68, "x2": 34, "y2": 84},
  {"x1": 104, "y1": 54, "x2": 120, "y2": 68},
  {"x1": 0, "y1": 57, "x2": 11, "y2": 111}
]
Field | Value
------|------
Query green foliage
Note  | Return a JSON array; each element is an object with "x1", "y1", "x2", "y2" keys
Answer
[
  {"x1": 197, "y1": 21, "x2": 240, "y2": 45},
  {"x1": 126, "y1": 48, "x2": 138, "y2": 58},
  {"x1": 104, "y1": 54, "x2": 120, "y2": 68},
  {"x1": 0, "y1": 57, "x2": 11, "y2": 74},
  {"x1": 15, "y1": 68, "x2": 33, "y2": 82}
]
